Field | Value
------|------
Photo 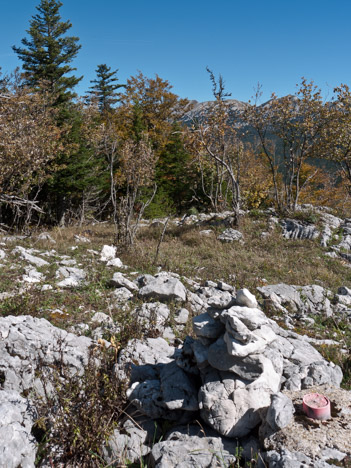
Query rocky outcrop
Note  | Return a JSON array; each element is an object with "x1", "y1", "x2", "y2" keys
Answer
[
  {"x1": 139, "y1": 272, "x2": 187, "y2": 302},
  {"x1": 280, "y1": 219, "x2": 319, "y2": 241},
  {"x1": 0, "y1": 315, "x2": 93, "y2": 393},
  {"x1": 257, "y1": 283, "x2": 334, "y2": 317},
  {"x1": 0, "y1": 390, "x2": 37, "y2": 468},
  {"x1": 0, "y1": 228, "x2": 349, "y2": 468},
  {"x1": 13, "y1": 245, "x2": 49, "y2": 268},
  {"x1": 102, "y1": 418, "x2": 150, "y2": 466},
  {"x1": 320, "y1": 212, "x2": 342, "y2": 247},
  {"x1": 0, "y1": 315, "x2": 96, "y2": 468}
]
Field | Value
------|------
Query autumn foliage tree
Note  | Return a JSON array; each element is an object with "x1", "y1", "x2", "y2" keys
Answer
[
  {"x1": 244, "y1": 79, "x2": 329, "y2": 213},
  {"x1": 0, "y1": 74, "x2": 63, "y2": 229},
  {"x1": 118, "y1": 72, "x2": 189, "y2": 149},
  {"x1": 320, "y1": 84, "x2": 351, "y2": 198},
  {"x1": 114, "y1": 72, "x2": 191, "y2": 218}
]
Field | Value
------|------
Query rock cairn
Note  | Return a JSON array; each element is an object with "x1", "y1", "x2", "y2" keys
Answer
[{"x1": 122, "y1": 287, "x2": 343, "y2": 443}]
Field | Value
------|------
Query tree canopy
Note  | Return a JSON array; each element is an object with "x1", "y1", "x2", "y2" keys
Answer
[
  {"x1": 88, "y1": 64, "x2": 124, "y2": 113},
  {"x1": 13, "y1": 0, "x2": 82, "y2": 103}
]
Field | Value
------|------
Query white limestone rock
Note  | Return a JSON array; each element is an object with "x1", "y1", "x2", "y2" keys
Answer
[
  {"x1": 0, "y1": 390, "x2": 37, "y2": 468},
  {"x1": 235, "y1": 288, "x2": 258, "y2": 308},
  {"x1": 207, "y1": 290, "x2": 235, "y2": 309},
  {"x1": 199, "y1": 358, "x2": 281, "y2": 438},
  {"x1": 174, "y1": 308, "x2": 189, "y2": 325},
  {"x1": 0, "y1": 315, "x2": 93, "y2": 393},
  {"x1": 74, "y1": 234, "x2": 91, "y2": 243},
  {"x1": 134, "y1": 302, "x2": 170, "y2": 330},
  {"x1": 112, "y1": 287, "x2": 133, "y2": 303},
  {"x1": 139, "y1": 274, "x2": 187, "y2": 302},
  {"x1": 13, "y1": 246, "x2": 49, "y2": 268},
  {"x1": 100, "y1": 245, "x2": 117, "y2": 262},
  {"x1": 56, "y1": 266, "x2": 86, "y2": 288},
  {"x1": 22, "y1": 267, "x2": 44, "y2": 284},
  {"x1": 150, "y1": 431, "x2": 236, "y2": 468},
  {"x1": 193, "y1": 312, "x2": 225, "y2": 339},
  {"x1": 37, "y1": 232, "x2": 56, "y2": 243},
  {"x1": 106, "y1": 257, "x2": 124, "y2": 268},
  {"x1": 217, "y1": 228, "x2": 243, "y2": 242},
  {"x1": 110, "y1": 272, "x2": 138, "y2": 291}
]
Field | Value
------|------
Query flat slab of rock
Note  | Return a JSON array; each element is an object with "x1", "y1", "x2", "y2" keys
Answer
[
  {"x1": 193, "y1": 312, "x2": 225, "y2": 339},
  {"x1": 13, "y1": 246, "x2": 49, "y2": 268},
  {"x1": 150, "y1": 431, "x2": 236, "y2": 467},
  {"x1": 207, "y1": 290, "x2": 235, "y2": 309},
  {"x1": 118, "y1": 337, "x2": 175, "y2": 368},
  {"x1": 257, "y1": 283, "x2": 333, "y2": 317},
  {"x1": 139, "y1": 275, "x2": 187, "y2": 302}
]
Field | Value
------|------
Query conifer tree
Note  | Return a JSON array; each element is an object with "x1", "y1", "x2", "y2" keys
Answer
[
  {"x1": 88, "y1": 64, "x2": 123, "y2": 113},
  {"x1": 13, "y1": 0, "x2": 81, "y2": 103}
]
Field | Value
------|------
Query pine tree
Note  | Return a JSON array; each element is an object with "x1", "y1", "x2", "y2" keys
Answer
[
  {"x1": 88, "y1": 64, "x2": 123, "y2": 113},
  {"x1": 155, "y1": 122, "x2": 193, "y2": 212},
  {"x1": 13, "y1": 0, "x2": 81, "y2": 103}
]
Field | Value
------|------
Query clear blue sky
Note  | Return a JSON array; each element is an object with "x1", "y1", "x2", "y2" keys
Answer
[{"x1": 1, "y1": 0, "x2": 351, "y2": 103}]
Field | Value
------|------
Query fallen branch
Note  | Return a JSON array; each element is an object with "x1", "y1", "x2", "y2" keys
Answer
[{"x1": 0, "y1": 194, "x2": 45, "y2": 213}]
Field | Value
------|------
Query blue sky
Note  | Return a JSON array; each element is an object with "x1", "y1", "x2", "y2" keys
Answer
[{"x1": 1, "y1": 0, "x2": 351, "y2": 103}]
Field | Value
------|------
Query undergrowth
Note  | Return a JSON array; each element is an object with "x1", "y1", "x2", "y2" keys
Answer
[{"x1": 32, "y1": 342, "x2": 128, "y2": 467}]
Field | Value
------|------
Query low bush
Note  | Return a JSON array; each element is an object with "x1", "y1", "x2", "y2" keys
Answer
[{"x1": 33, "y1": 343, "x2": 128, "y2": 467}]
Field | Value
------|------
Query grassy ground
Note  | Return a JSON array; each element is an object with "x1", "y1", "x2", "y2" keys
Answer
[{"x1": 2, "y1": 213, "x2": 351, "y2": 321}]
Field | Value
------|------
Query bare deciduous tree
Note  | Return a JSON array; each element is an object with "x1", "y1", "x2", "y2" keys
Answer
[
  {"x1": 190, "y1": 69, "x2": 242, "y2": 224},
  {"x1": 244, "y1": 79, "x2": 328, "y2": 212}
]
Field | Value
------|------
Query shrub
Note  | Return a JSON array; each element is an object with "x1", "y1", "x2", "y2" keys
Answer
[{"x1": 33, "y1": 342, "x2": 128, "y2": 467}]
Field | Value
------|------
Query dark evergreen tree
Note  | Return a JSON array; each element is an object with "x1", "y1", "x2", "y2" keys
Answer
[
  {"x1": 155, "y1": 122, "x2": 194, "y2": 212},
  {"x1": 88, "y1": 64, "x2": 124, "y2": 113},
  {"x1": 13, "y1": 0, "x2": 81, "y2": 103}
]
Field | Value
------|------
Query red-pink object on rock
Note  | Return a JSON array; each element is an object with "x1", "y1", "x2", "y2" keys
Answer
[{"x1": 302, "y1": 393, "x2": 331, "y2": 420}]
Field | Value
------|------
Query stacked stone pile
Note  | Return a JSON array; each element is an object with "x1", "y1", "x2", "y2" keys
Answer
[{"x1": 123, "y1": 288, "x2": 342, "y2": 444}]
